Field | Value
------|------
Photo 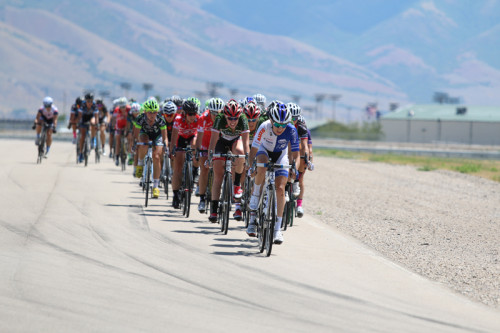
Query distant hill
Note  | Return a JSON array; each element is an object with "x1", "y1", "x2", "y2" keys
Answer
[{"x1": 1, "y1": 0, "x2": 499, "y2": 121}]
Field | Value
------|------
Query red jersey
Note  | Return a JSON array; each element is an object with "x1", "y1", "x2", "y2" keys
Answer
[
  {"x1": 114, "y1": 106, "x2": 130, "y2": 129},
  {"x1": 173, "y1": 114, "x2": 200, "y2": 139},
  {"x1": 197, "y1": 111, "x2": 215, "y2": 149}
]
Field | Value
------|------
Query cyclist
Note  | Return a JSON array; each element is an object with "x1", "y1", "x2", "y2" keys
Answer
[
  {"x1": 34, "y1": 96, "x2": 58, "y2": 157},
  {"x1": 195, "y1": 97, "x2": 224, "y2": 213},
  {"x1": 253, "y1": 93, "x2": 267, "y2": 110},
  {"x1": 129, "y1": 102, "x2": 142, "y2": 176},
  {"x1": 68, "y1": 96, "x2": 82, "y2": 144},
  {"x1": 293, "y1": 113, "x2": 314, "y2": 218},
  {"x1": 76, "y1": 92, "x2": 98, "y2": 163},
  {"x1": 246, "y1": 102, "x2": 299, "y2": 244},
  {"x1": 134, "y1": 99, "x2": 167, "y2": 199},
  {"x1": 96, "y1": 98, "x2": 108, "y2": 155},
  {"x1": 108, "y1": 99, "x2": 119, "y2": 158},
  {"x1": 127, "y1": 101, "x2": 140, "y2": 165},
  {"x1": 244, "y1": 101, "x2": 267, "y2": 141},
  {"x1": 169, "y1": 99, "x2": 200, "y2": 209},
  {"x1": 171, "y1": 95, "x2": 184, "y2": 115},
  {"x1": 207, "y1": 99, "x2": 250, "y2": 222},
  {"x1": 113, "y1": 97, "x2": 130, "y2": 166}
]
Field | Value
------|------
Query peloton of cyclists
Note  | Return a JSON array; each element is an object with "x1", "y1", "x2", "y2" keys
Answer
[
  {"x1": 246, "y1": 102, "x2": 300, "y2": 245},
  {"x1": 134, "y1": 99, "x2": 168, "y2": 199},
  {"x1": 207, "y1": 99, "x2": 250, "y2": 222},
  {"x1": 33, "y1": 96, "x2": 58, "y2": 157}
]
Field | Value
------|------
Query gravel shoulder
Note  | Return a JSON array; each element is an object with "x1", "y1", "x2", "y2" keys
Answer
[{"x1": 305, "y1": 156, "x2": 500, "y2": 308}]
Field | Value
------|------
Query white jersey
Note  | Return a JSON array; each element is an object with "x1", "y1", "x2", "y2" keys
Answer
[
  {"x1": 251, "y1": 120, "x2": 299, "y2": 153},
  {"x1": 38, "y1": 105, "x2": 59, "y2": 120}
]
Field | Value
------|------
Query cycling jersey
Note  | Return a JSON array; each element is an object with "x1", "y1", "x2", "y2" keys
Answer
[
  {"x1": 113, "y1": 106, "x2": 130, "y2": 130},
  {"x1": 173, "y1": 114, "x2": 200, "y2": 139},
  {"x1": 38, "y1": 105, "x2": 58, "y2": 123},
  {"x1": 70, "y1": 104, "x2": 79, "y2": 115},
  {"x1": 134, "y1": 113, "x2": 167, "y2": 143},
  {"x1": 211, "y1": 113, "x2": 249, "y2": 141},
  {"x1": 294, "y1": 116, "x2": 309, "y2": 140},
  {"x1": 252, "y1": 120, "x2": 299, "y2": 153},
  {"x1": 197, "y1": 111, "x2": 215, "y2": 149},
  {"x1": 249, "y1": 114, "x2": 268, "y2": 141},
  {"x1": 98, "y1": 107, "x2": 108, "y2": 124},
  {"x1": 79, "y1": 102, "x2": 98, "y2": 124}
]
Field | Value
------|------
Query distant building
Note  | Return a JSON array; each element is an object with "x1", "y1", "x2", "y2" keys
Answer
[{"x1": 380, "y1": 104, "x2": 500, "y2": 145}]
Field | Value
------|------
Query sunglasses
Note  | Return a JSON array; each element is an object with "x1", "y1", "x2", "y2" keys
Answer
[
  {"x1": 292, "y1": 116, "x2": 299, "y2": 121},
  {"x1": 273, "y1": 122, "x2": 287, "y2": 128},
  {"x1": 247, "y1": 118, "x2": 258, "y2": 123},
  {"x1": 186, "y1": 113, "x2": 197, "y2": 116},
  {"x1": 226, "y1": 116, "x2": 239, "y2": 121}
]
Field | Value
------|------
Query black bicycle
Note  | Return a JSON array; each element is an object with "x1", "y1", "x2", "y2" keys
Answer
[
  {"x1": 177, "y1": 146, "x2": 196, "y2": 218},
  {"x1": 254, "y1": 162, "x2": 292, "y2": 257},
  {"x1": 212, "y1": 152, "x2": 247, "y2": 235},
  {"x1": 282, "y1": 181, "x2": 296, "y2": 230},
  {"x1": 119, "y1": 131, "x2": 128, "y2": 171},
  {"x1": 94, "y1": 126, "x2": 101, "y2": 164},
  {"x1": 242, "y1": 168, "x2": 254, "y2": 228},
  {"x1": 161, "y1": 148, "x2": 172, "y2": 200},
  {"x1": 82, "y1": 127, "x2": 91, "y2": 167},
  {"x1": 36, "y1": 122, "x2": 52, "y2": 164}
]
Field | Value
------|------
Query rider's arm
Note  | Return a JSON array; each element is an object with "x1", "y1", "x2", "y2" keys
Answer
[
  {"x1": 170, "y1": 127, "x2": 179, "y2": 153},
  {"x1": 161, "y1": 126, "x2": 168, "y2": 147},
  {"x1": 208, "y1": 129, "x2": 219, "y2": 153},
  {"x1": 241, "y1": 131, "x2": 250, "y2": 155},
  {"x1": 195, "y1": 129, "x2": 204, "y2": 150},
  {"x1": 248, "y1": 146, "x2": 258, "y2": 166}
]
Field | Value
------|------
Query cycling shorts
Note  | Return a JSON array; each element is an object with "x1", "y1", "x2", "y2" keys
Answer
[
  {"x1": 175, "y1": 135, "x2": 195, "y2": 150},
  {"x1": 256, "y1": 147, "x2": 289, "y2": 178}
]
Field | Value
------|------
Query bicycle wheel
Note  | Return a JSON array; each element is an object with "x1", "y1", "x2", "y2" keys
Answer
[
  {"x1": 184, "y1": 164, "x2": 192, "y2": 218},
  {"x1": 95, "y1": 134, "x2": 101, "y2": 164},
  {"x1": 257, "y1": 208, "x2": 265, "y2": 253},
  {"x1": 37, "y1": 128, "x2": 45, "y2": 164},
  {"x1": 205, "y1": 168, "x2": 213, "y2": 214},
  {"x1": 145, "y1": 158, "x2": 151, "y2": 207},
  {"x1": 283, "y1": 183, "x2": 291, "y2": 231},
  {"x1": 221, "y1": 173, "x2": 232, "y2": 235},
  {"x1": 265, "y1": 189, "x2": 276, "y2": 257},
  {"x1": 84, "y1": 134, "x2": 89, "y2": 167},
  {"x1": 243, "y1": 176, "x2": 252, "y2": 227},
  {"x1": 120, "y1": 138, "x2": 127, "y2": 171},
  {"x1": 163, "y1": 155, "x2": 170, "y2": 199}
]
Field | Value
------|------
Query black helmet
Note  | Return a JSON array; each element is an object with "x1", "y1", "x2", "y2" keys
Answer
[
  {"x1": 84, "y1": 92, "x2": 94, "y2": 100},
  {"x1": 182, "y1": 100, "x2": 198, "y2": 115},
  {"x1": 172, "y1": 95, "x2": 183, "y2": 107},
  {"x1": 75, "y1": 96, "x2": 83, "y2": 106}
]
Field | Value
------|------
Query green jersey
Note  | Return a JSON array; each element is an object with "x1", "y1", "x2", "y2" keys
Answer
[{"x1": 212, "y1": 113, "x2": 249, "y2": 140}]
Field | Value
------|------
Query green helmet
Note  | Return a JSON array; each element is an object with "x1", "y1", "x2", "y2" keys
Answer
[
  {"x1": 142, "y1": 99, "x2": 159, "y2": 112},
  {"x1": 187, "y1": 97, "x2": 201, "y2": 108}
]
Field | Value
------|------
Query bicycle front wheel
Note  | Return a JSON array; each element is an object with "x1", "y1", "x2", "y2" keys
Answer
[
  {"x1": 221, "y1": 173, "x2": 232, "y2": 235},
  {"x1": 184, "y1": 164, "x2": 192, "y2": 218},
  {"x1": 84, "y1": 135, "x2": 89, "y2": 167},
  {"x1": 265, "y1": 189, "x2": 276, "y2": 257},
  {"x1": 145, "y1": 158, "x2": 151, "y2": 207}
]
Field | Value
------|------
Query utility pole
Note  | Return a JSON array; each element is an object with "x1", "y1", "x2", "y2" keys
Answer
[
  {"x1": 315, "y1": 93, "x2": 326, "y2": 120},
  {"x1": 329, "y1": 94, "x2": 342, "y2": 121},
  {"x1": 120, "y1": 82, "x2": 131, "y2": 98},
  {"x1": 206, "y1": 82, "x2": 223, "y2": 97},
  {"x1": 143, "y1": 83, "x2": 153, "y2": 100}
]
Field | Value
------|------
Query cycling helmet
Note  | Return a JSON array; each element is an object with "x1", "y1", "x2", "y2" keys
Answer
[
  {"x1": 223, "y1": 99, "x2": 242, "y2": 118},
  {"x1": 269, "y1": 102, "x2": 291, "y2": 124},
  {"x1": 208, "y1": 97, "x2": 225, "y2": 113},
  {"x1": 182, "y1": 99, "x2": 199, "y2": 115},
  {"x1": 43, "y1": 96, "x2": 53, "y2": 107},
  {"x1": 129, "y1": 98, "x2": 136, "y2": 103},
  {"x1": 142, "y1": 99, "x2": 159, "y2": 112},
  {"x1": 162, "y1": 101, "x2": 176, "y2": 115},
  {"x1": 286, "y1": 102, "x2": 301, "y2": 118},
  {"x1": 253, "y1": 93, "x2": 266, "y2": 106},
  {"x1": 187, "y1": 97, "x2": 201, "y2": 110},
  {"x1": 171, "y1": 95, "x2": 183, "y2": 107},
  {"x1": 243, "y1": 101, "x2": 261, "y2": 119},
  {"x1": 131, "y1": 102, "x2": 141, "y2": 114},
  {"x1": 242, "y1": 96, "x2": 254, "y2": 107},
  {"x1": 84, "y1": 92, "x2": 94, "y2": 100},
  {"x1": 117, "y1": 97, "x2": 128, "y2": 107},
  {"x1": 75, "y1": 96, "x2": 83, "y2": 106}
]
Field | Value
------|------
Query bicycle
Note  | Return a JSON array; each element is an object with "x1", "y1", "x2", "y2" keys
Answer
[
  {"x1": 242, "y1": 166, "x2": 255, "y2": 228},
  {"x1": 212, "y1": 152, "x2": 247, "y2": 235},
  {"x1": 282, "y1": 180, "x2": 296, "y2": 230},
  {"x1": 81, "y1": 127, "x2": 91, "y2": 167},
  {"x1": 161, "y1": 148, "x2": 172, "y2": 200},
  {"x1": 94, "y1": 126, "x2": 101, "y2": 164},
  {"x1": 253, "y1": 162, "x2": 292, "y2": 257},
  {"x1": 119, "y1": 131, "x2": 128, "y2": 171},
  {"x1": 137, "y1": 141, "x2": 155, "y2": 207},
  {"x1": 176, "y1": 146, "x2": 196, "y2": 218},
  {"x1": 36, "y1": 122, "x2": 52, "y2": 164}
]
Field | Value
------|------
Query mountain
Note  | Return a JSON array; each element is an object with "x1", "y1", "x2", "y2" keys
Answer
[
  {"x1": 0, "y1": 0, "x2": 405, "y2": 120},
  {"x1": 0, "y1": 0, "x2": 499, "y2": 121}
]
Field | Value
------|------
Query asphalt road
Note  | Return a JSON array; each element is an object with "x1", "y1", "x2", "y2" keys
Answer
[{"x1": 1, "y1": 139, "x2": 499, "y2": 332}]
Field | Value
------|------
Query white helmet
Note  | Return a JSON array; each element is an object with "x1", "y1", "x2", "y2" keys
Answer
[
  {"x1": 286, "y1": 102, "x2": 301, "y2": 118},
  {"x1": 269, "y1": 102, "x2": 291, "y2": 124},
  {"x1": 43, "y1": 96, "x2": 53, "y2": 107}
]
